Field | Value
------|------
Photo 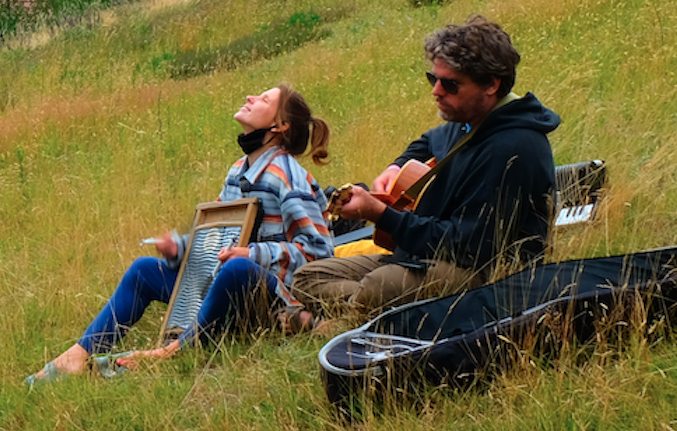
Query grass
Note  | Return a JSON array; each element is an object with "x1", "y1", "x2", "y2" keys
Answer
[
  {"x1": 0, "y1": 0, "x2": 113, "y2": 43},
  {"x1": 166, "y1": 10, "x2": 334, "y2": 80},
  {"x1": 1, "y1": 0, "x2": 677, "y2": 429}
]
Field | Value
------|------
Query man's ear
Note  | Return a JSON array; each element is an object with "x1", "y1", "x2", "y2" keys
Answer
[
  {"x1": 485, "y1": 77, "x2": 501, "y2": 97},
  {"x1": 271, "y1": 122, "x2": 290, "y2": 133}
]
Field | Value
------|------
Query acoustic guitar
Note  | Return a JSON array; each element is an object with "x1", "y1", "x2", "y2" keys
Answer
[
  {"x1": 326, "y1": 158, "x2": 435, "y2": 251},
  {"x1": 326, "y1": 93, "x2": 520, "y2": 251}
]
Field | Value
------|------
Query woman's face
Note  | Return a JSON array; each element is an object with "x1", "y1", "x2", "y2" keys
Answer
[{"x1": 233, "y1": 87, "x2": 281, "y2": 134}]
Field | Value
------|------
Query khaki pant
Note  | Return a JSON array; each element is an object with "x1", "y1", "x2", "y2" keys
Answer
[{"x1": 291, "y1": 254, "x2": 484, "y2": 317}]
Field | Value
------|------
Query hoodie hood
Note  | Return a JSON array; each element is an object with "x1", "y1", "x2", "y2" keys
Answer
[{"x1": 470, "y1": 92, "x2": 560, "y2": 145}]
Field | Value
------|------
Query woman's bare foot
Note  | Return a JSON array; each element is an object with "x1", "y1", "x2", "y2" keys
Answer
[
  {"x1": 116, "y1": 340, "x2": 180, "y2": 370},
  {"x1": 32, "y1": 343, "x2": 90, "y2": 379}
]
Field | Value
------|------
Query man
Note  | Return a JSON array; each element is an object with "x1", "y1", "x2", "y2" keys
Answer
[{"x1": 293, "y1": 14, "x2": 560, "y2": 316}]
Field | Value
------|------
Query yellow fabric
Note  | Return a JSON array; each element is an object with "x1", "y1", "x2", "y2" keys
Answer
[{"x1": 334, "y1": 239, "x2": 392, "y2": 258}]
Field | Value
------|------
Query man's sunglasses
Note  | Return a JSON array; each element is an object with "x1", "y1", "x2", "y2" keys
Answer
[{"x1": 426, "y1": 71, "x2": 459, "y2": 95}]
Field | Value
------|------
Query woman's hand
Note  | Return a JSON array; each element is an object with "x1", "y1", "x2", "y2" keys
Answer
[
  {"x1": 155, "y1": 231, "x2": 178, "y2": 258},
  {"x1": 218, "y1": 246, "x2": 249, "y2": 262}
]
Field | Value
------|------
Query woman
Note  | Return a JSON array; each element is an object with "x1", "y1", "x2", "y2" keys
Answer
[{"x1": 26, "y1": 85, "x2": 333, "y2": 383}]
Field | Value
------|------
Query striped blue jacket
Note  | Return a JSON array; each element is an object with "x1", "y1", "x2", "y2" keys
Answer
[{"x1": 218, "y1": 146, "x2": 334, "y2": 286}]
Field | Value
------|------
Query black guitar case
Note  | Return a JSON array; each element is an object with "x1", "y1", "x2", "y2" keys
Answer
[{"x1": 319, "y1": 246, "x2": 677, "y2": 407}]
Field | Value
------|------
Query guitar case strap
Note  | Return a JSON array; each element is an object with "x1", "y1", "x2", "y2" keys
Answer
[{"x1": 398, "y1": 92, "x2": 520, "y2": 206}]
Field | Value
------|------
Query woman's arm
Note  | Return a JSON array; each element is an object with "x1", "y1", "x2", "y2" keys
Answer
[{"x1": 248, "y1": 186, "x2": 333, "y2": 284}]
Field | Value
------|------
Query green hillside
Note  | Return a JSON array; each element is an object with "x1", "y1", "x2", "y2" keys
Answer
[{"x1": 2, "y1": 0, "x2": 677, "y2": 429}]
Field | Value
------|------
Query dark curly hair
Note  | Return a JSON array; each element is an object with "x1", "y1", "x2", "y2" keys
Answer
[{"x1": 424, "y1": 14, "x2": 520, "y2": 98}]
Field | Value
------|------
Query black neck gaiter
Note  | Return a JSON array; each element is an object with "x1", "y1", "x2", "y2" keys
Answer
[{"x1": 237, "y1": 127, "x2": 274, "y2": 154}]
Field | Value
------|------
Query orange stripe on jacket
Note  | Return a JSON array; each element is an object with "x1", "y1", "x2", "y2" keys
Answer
[
  {"x1": 286, "y1": 217, "x2": 315, "y2": 240},
  {"x1": 294, "y1": 242, "x2": 316, "y2": 262},
  {"x1": 314, "y1": 223, "x2": 330, "y2": 236},
  {"x1": 263, "y1": 214, "x2": 283, "y2": 224},
  {"x1": 265, "y1": 164, "x2": 291, "y2": 190},
  {"x1": 277, "y1": 243, "x2": 290, "y2": 282},
  {"x1": 286, "y1": 218, "x2": 330, "y2": 239}
]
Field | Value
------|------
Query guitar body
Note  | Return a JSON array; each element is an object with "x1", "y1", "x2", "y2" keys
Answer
[
  {"x1": 372, "y1": 159, "x2": 434, "y2": 251},
  {"x1": 325, "y1": 159, "x2": 435, "y2": 252},
  {"x1": 371, "y1": 159, "x2": 432, "y2": 209}
]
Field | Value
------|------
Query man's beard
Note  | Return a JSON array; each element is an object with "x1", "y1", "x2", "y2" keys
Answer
[
  {"x1": 437, "y1": 93, "x2": 486, "y2": 124},
  {"x1": 437, "y1": 109, "x2": 456, "y2": 122}
]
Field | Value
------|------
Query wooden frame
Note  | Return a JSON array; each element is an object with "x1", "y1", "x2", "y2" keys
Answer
[{"x1": 157, "y1": 197, "x2": 260, "y2": 346}]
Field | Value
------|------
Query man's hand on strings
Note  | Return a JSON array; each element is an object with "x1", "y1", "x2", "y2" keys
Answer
[
  {"x1": 372, "y1": 165, "x2": 400, "y2": 193},
  {"x1": 339, "y1": 185, "x2": 387, "y2": 222}
]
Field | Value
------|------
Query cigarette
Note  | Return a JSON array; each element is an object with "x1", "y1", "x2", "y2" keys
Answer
[{"x1": 139, "y1": 237, "x2": 159, "y2": 246}]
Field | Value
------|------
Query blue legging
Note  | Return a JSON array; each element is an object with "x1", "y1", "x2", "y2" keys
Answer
[{"x1": 78, "y1": 256, "x2": 278, "y2": 354}]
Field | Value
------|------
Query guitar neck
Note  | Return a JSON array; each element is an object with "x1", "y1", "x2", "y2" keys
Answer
[{"x1": 370, "y1": 192, "x2": 410, "y2": 211}]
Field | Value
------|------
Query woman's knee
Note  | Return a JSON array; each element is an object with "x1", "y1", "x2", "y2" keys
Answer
[
  {"x1": 219, "y1": 257, "x2": 254, "y2": 281},
  {"x1": 119, "y1": 256, "x2": 173, "y2": 301},
  {"x1": 126, "y1": 256, "x2": 163, "y2": 278},
  {"x1": 212, "y1": 258, "x2": 258, "y2": 294}
]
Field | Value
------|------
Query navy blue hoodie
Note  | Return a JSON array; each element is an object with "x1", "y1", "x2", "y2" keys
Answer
[{"x1": 377, "y1": 92, "x2": 560, "y2": 272}]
